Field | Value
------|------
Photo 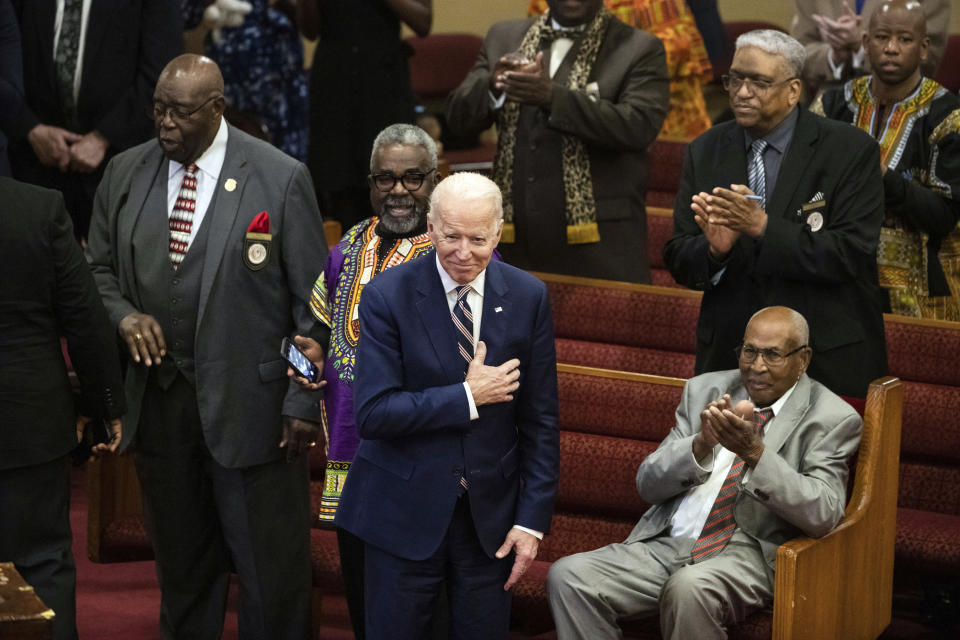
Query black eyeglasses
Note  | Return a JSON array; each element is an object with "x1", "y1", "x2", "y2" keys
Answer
[
  {"x1": 148, "y1": 95, "x2": 220, "y2": 123},
  {"x1": 369, "y1": 168, "x2": 436, "y2": 192},
  {"x1": 735, "y1": 343, "x2": 808, "y2": 366},
  {"x1": 721, "y1": 74, "x2": 796, "y2": 96}
]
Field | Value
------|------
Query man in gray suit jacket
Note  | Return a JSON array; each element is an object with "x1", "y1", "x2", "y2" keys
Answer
[
  {"x1": 547, "y1": 306, "x2": 862, "y2": 639},
  {"x1": 86, "y1": 54, "x2": 327, "y2": 640}
]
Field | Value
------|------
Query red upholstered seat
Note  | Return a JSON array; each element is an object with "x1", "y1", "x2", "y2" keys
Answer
[{"x1": 646, "y1": 139, "x2": 687, "y2": 210}]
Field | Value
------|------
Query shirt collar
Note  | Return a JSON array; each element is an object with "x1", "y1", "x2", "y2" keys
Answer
[
  {"x1": 757, "y1": 379, "x2": 799, "y2": 418},
  {"x1": 435, "y1": 254, "x2": 486, "y2": 298},
  {"x1": 170, "y1": 116, "x2": 228, "y2": 179},
  {"x1": 549, "y1": 18, "x2": 587, "y2": 33},
  {"x1": 744, "y1": 105, "x2": 798, "y2": 155}
]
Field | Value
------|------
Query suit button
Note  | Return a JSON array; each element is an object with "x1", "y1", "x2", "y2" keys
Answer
[
  {"x1": 530, "y1": 144, "x2": 537, "y2": 151},
  {"x1": 527, "y1": 176, "x2": 535, "y2": 183},
  {"x1": 170, "y1": 297, "x2": 178, "y2": 305},
  {"x1": 172, "y1": 278, "x2": 181, "y2": 286},
  {"x1": 452, "y1": 466, "x2": 462, "y2": 476}
]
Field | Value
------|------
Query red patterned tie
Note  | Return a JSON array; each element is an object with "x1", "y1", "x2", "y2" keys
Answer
[
  {"x1": 169, "y1": 163, "x2": 198, "y2": 269},
  {"x1": 690, "y1": 407, "x2": 773, "y2": 562}
]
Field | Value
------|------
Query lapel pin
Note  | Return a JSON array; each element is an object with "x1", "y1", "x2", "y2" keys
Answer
[
  {"x1": 224, "y1": 178, "x2": 237, "y2": 192},
  {"x1": 495, "y1": 306, "x2": 503, "y2": 313}
]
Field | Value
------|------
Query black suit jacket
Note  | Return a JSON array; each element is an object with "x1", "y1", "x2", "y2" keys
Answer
[
  {"x1": 664, "y1": 107, "x2": 888, "y2": 398},
  {"x1": 8, "y1": 0, "x2": 181, "y2": 233},
  {"x1": 0, "y1": 177, "x2": 124, "y2": 470}
]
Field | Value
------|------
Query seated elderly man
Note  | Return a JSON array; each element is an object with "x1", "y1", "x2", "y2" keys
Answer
[
  {"x1": 811, "y1": 0, "x2": 960, "y2": 321},
  {"x1": 547, "y1": 306, "x2": 862, "y2": 639}
]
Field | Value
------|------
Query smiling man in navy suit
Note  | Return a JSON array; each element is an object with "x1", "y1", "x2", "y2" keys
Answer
[{"x1": 335, "y1": 172, "x2": 560, "y2": 639}]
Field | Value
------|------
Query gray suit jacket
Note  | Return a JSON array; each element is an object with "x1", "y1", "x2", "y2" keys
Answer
[
  {"x1": 86, "y1": 123, "x2": 327, "y2": 468},
  {"x1": 627, "y1": 370, "x2": 862, "y2": 569}
]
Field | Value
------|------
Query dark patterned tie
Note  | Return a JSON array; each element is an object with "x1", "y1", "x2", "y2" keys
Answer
[
  {"x1": 169, "y1": 164, "x2": 199, "y2": 269},
  {"x1": 452, "y1": 285, "x2": 474, "y2": 493},
  {"x1": 691, "y1": 407, "x2": 773, "y2": 562},
  {"x1": 55, "y1": 0, "x2": 82, "y2": 126},
  {"x1": 452, "y1": 285, "x2": 474, "y2": 375},
  {"x1": 747, "y1": 139, "x2": 769, "y2": 210}
]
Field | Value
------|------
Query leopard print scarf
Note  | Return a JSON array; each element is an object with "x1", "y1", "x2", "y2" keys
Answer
[{"x1": 493, "y1": 7, "x2": 612, "y2": 245}]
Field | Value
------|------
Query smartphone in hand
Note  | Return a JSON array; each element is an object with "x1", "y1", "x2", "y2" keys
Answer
[{"x1": 281, "y1": 337, "x2": 320, "y2": 383}]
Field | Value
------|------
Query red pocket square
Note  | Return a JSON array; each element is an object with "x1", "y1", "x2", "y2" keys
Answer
[{"x1": 248, "y1": 211, "x2": 270, "y2": 234}]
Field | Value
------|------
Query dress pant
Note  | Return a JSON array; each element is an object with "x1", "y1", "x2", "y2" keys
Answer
[
  {"x1": 363, "y1": 494, "x2": 511, "y2": 640},
  {"x1": 547, "y1": 533, "x2": 774, "y2": 640},
  {"x1": 134, "y1": 371, "x2": 312, "y2": 640},
  {"x1": 338, "y1": 526, "x2": 450, "y2": 640},
  {"x1": 0, "y1": 455, "x2": 77, "y2": 640}
]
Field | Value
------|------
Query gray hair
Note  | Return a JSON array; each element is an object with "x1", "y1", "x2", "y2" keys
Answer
[
  {"x1": 735, "y1": 30, "x2": 806, "y2": 78},
  {"x1": 429, "y1": 172, "x2": 503, "y2": 227},
  {"x1": 369, "y1": 123, "x2": 438, "y2": 170}
]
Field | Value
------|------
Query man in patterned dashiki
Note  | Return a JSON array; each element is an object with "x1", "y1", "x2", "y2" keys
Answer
[
  {"x1": 290, "y1": 123, "x2": 438, "y2": 639},
  {"x1": 811, "y1": 0, "x2": 960, "y2": 320}
]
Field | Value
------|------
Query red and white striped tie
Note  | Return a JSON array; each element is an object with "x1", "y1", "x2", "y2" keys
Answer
[
  {"x1": 169, "y1": 163, "x2": 198, "y2": 269},
  {"x1": 690, "y1": 407, "x2": 773, "y2": 562}
]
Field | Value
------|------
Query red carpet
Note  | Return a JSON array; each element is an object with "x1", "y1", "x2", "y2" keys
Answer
[{"x1": 67, "y1": 465, "x2": 949, "y2": 639}]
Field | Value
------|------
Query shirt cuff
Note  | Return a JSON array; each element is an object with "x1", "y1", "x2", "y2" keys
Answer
[
  {"x1": 463, "y1": 382, "x2": 479, "y2": 420},
  {"x1": 827, "y1": 48, "x2": 845, "y2": 80},
  {"x1": 489, "y1": 90, "x2": 507, "y2": 110},
  {"x1": 851, "y1": 45, "x2": 866, "y2": 70},
  {"x1": 512, "y1": 524, "x2": 544, "y2": 540}
]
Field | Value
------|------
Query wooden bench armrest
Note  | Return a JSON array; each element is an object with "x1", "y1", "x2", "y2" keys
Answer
[
  {"x1": 86, "y1": 454, "x2": 143, "y2": 562},
  {"x1": 771, "y1": 377, "x2": 902, "y2": 640}
]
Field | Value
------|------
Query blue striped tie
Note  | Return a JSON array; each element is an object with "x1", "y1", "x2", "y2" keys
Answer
[
  {"x1": 747, "y1": 139, "x2": 769, "y2": 210},
  {"x1": 452, "y1": 285, "x2": 474, "y2": 376}
]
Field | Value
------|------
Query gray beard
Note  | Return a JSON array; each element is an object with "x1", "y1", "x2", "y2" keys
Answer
[{"x1": 378, "y1": 204, "x2": 427, "y2": 235}]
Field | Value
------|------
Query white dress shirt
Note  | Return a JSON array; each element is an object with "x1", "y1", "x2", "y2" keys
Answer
[
  {"x1": 669, "y1": 382, "x2": 798, "y2": 540},
  {"x1": 166, "y1": 117, "x2": 229, "y2": 251},
  {"x1": 53, "y1": 0, "x2": 94, "y2": 104},
  {"x1": 435, "y1": 256, "x2": 543, "y2": 541}
]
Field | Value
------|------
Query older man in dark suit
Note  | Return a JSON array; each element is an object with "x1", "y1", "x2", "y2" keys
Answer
[
  {"x1": 446, "y1": 0, "x2": 669, "y2": 283},
  {"x1": 664, "y1": 29, "x2": 887, "y2": 398},
  {"x1": 335, "y1": 172, "x2": 560, "y2": 639},
  {"x1": 0, "y1": 177, "x2": 124, "y2": 640},
  {"x1": 86, "y1": 54, "x2": 327, "y2": 640}
]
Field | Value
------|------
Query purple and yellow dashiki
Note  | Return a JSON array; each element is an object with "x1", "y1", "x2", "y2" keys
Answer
[
  {"x1": 812, "y1": 77, "x2": 960, "y2": 321},
  {"x1": 310, "y1": 217, "x2": 434, "y2": 522}
]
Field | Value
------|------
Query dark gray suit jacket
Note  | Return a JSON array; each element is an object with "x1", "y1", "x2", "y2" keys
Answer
[
  {"x1": 628, "y1": 370, "x2": 862, "y2": 569},
  {"x1": 446, "y1": 16, "x2": 669, "y2": 283},
  {"x1": 86, "y1": 123, "x2": 327, "y2": 468}
]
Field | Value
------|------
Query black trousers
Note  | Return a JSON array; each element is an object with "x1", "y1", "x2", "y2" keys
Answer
[
  {"x1": 135, "y1": 373, "x2": 312, "y2": 640},
  {"x1": 0, "y1": 455, "x2": 77, "y2": 640}
]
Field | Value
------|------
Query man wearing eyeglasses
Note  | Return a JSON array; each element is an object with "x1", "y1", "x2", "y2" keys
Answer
[
  {"x1": 86, "y1": 54, "x2": 327, "y2": 640},
  {"x1": 288, "y1": 123, "x2": 442, "y2": 639},
  {"x1": 664, "y1": 29, "x2": 887, "y2": 399},
  {"x1": 548, "y1": 305, "x2": 862, "y2": 639}
]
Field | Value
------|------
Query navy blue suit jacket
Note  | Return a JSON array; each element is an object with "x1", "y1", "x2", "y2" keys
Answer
[{"x1": 335, "y1": 256, "x2": 559, "y2": 561}]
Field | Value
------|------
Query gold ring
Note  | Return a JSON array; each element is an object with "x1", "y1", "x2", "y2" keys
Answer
[
  {"x1": 134, "y1": 333, "x2": 143, "y2": 342},
  {"x1": 309, "y1": 442, "x2": 317, "y2": 448}
]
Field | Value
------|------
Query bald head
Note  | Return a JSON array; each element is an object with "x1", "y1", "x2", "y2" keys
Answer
[
  {"x1": 152, "y1": 54, "x2": 226, "y2": 165},
  {"x1": 740, "y1": 306, "x2": 812, "y2": 407},
  {"x1": 870, "y1": 0, "x2": 926, "y2": 36},
  {"x1": 864, "y1": 0, "x2": 929, "y2": 91},
  {"x1": 159, "y1": 54, "x2": 225, "y2": 95}
]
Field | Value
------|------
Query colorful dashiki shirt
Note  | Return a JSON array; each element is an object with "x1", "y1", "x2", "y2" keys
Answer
[
  {"x1": 528, "y1": 0, "x2": 713, "y2": 138},
  {"x1": 812, "y1": 77, "x2": 960, "y2": 321},
  {"x1": 310, "y1": 218, "x2": 434, "y2": 522}
]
